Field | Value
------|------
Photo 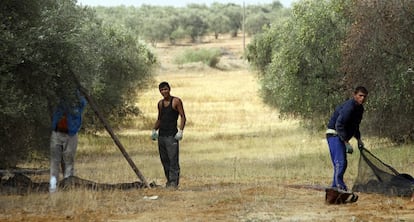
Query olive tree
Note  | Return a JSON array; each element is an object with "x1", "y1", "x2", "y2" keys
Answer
[
  {"x1": 341, "y1": 0, "x2": 414, "y2": 142},
  {"x1": 248, "y1": 0, "x2": 349, "y2": 128},
  {"x1": 0, "y1": 0, "x2": 157, "y2": 167}
]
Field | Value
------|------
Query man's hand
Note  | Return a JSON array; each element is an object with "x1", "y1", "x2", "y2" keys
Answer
[
  {"x1": 151, "y1": 129, "x2": 158, "y2": 141},
  {"x1": 357, "y1": 139, "x2": 364, "y2": 149},
  {"x1": 174, "y1": 129, "x2": 183, "y2": 141},
  {"x1": 345, "y1": 143, "x2": 353, "y2": 154}
]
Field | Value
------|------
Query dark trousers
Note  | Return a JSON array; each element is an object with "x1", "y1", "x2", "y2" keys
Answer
[{"x1": 158, "y1": 136, "x2": 180, "y2": 187}]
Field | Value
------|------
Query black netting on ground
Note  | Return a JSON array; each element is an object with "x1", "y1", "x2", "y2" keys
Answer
[
  {"x1": 352, "y1": 147, "x2": 414, "y2": 197},
  {"x1": 0, "y1": 174, "x2": 158, "y2": 195}
]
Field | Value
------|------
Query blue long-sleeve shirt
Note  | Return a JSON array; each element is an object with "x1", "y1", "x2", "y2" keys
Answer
[
  {"x1": 327, "y1": 98, "x2": 364, "y2": 142},
  {"x1": 51, "y1": 96, "x2": 87, "y2": 136}
]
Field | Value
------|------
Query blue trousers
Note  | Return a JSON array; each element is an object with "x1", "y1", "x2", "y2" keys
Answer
[{"x1": 327, "y1": 136, "x2": 348, "y2": 190}]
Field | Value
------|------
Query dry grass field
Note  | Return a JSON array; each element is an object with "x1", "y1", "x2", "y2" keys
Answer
[{"x1": 1, "y1": 35, "x2": 414, "y2": 222}]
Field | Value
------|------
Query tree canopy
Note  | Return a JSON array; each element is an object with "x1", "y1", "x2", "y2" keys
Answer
[
  {"x1": 0, "y1": 0, "x2": 157, "y2": 167},
  {"x1": 247, "y1": 0, "x2": 414, "y2": 143}
]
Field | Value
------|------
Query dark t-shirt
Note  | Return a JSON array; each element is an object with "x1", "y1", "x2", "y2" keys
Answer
[{"x1": 159, "y1": 97, "x2": 179, "y2": 137}]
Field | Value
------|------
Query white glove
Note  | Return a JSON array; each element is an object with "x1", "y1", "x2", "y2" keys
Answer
[
  {"x1": 174, "y1": 129, "x2": 183, "y2": 141},
  {"x1": 151, "y1": 129, "x2": 158, "y2": 141}
]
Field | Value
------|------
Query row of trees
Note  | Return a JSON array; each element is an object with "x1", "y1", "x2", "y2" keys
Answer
[
  {"x1": 247, "y1": 0, "x2": 414, "y2": 143},
  {"x1": 91, "y1": 1, "x2": 290, "y2": 46},
  {"x1": 0, "y1": 0, "x2": 157, "y2": 167}
]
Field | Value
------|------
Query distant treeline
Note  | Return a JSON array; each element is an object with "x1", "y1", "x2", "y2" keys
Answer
[{"x1": 91, "y1": 1, "x2": 290, "y2": 46}]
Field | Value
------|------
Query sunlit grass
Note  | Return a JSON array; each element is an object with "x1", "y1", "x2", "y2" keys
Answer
[{"x1": 74, "y1": 67, "x2": 413, "y2": 186}]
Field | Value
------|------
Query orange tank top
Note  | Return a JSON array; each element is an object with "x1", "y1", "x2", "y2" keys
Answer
[{"x1": 56, "y1": 114, "x2": 68, "y2": 131}]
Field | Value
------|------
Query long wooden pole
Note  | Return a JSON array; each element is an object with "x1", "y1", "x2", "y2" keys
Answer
[{"x1": 71, "y1": 72, "x2": 150, "y2": 188}]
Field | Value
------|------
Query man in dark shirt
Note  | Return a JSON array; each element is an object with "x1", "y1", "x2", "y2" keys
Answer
[
  {"x1": 152, "y1": 82, "x2": 186, "y2": 189},
  {"x1": 326, "y1": 86, "x2": 368, "y2": 191}
]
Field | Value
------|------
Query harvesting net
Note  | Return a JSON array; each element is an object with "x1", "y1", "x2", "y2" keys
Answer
[
  {"x1": 0, "y1": 174, "x2": 158, "y2": 195},
  {"x1": 352, "y1": 147, "x2": 414, "y2": 197}
]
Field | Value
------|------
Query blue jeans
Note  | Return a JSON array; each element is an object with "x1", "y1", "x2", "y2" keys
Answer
[
  {"x1": 327, "y1": 136, "x2": 348, "y2": 190},
  {"x1": 158, "y1": 136, "x2": 180, "y2": 187}
]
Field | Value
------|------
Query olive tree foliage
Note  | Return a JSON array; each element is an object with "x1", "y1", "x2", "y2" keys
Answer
[
  {"x1": 129, "y1": 5, "x2": 184, "y2": 46},
  {"x1": 207, "y1": 3, "x2": 232, "y2": 39},
  {"x1": 247, "y1": 0, "x2": 349, "y2": 128},
  {"x1": 180, "y1": 5, "x2": 210, "y2": 43},
  {"x1": 94, "y1": 6, "x2": 136, "y2": 28},
  {"x1": 244, "y1": 2, "x2": 285, "y2": 36},
  {"x1": 341, "y1": 0, "x2": 414, "y2": 142},
  {"x1": 0, "y1": 0, "x2": 157, "y2": 168},
  {"x1": 140, "y1": 10, "x2": 173, "y2": 46},
  {"x1": 91, "y1": 2, "x2": 290, "y2": 44},
  {"x1": 222, "y1": 3, "x2": 243, "y2": 37},
  {"x1": 246, "y1": 26, "x2": 281, "y2": 74},
  {"x1": 81, "y1": 26, "x2": 157, "y2": 131},
  {"x1": 206, "y1": 13, "x2": 231, "y2": 39}
]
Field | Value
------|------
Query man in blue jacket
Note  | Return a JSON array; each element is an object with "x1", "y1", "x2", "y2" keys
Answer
[
  {"x1": 326, "y1": 86, "x2": 368, "y2": 191},
  {"x1": 49, "y1": 91, "x2": 87, "y2": 192}
]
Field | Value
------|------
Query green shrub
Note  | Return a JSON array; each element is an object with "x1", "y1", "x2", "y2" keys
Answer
[{"x1": 174, "y1": 48, "x2": 221, "y2": 68}]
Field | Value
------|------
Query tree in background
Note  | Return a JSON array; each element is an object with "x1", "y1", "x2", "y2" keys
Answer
[
  {"x1": 244, "y1": 2, "x2": 284, "y2": 36},
  {"x1": 341, "y1": 0, "x2": 414, "y2": 142},
  {"x1": 180, "y1": 4, "x2": 210, "y2": 43},
  {"x1": 248, "y1": 0, "x2": 348, "y2": 127},
  {"x1": 0, "y1": 0, "x2": 157, "y2": 168},
  {"x1": 222, "y1": 3, "x2": 243, "y2": 37},
  {"x1": 244, "y1": 12, "x2": 271, "y2": 36},
  {"x1": 207, "y1": 3, "x2": 232, "y2": 39},
  {"x1": 248, "y1": 0, "x2": 414, "y2": 143}
]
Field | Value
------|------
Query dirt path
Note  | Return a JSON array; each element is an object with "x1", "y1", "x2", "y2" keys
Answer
[{"x1": 2, "y1": 180, "x2": 413, "y2": 221}]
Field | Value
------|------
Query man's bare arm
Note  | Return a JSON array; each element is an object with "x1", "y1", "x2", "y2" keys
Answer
[{"x1": 174, "y1": 98, "x2": 186, "y2": 130}]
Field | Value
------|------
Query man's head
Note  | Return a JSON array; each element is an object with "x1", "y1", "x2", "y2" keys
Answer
[
  {"x1": 353, "y1": 86, "x2": 368, "y2": 105},
  {"x1": 159, "y1": 81, "x2": 171, "y2": 98},
  {"x1": 159, "y1": 81, "x2": 170, "y2": 90}
]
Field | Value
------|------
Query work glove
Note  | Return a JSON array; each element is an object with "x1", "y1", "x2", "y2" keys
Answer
[
  {"x1": 151, "y1": 129, "x2": 158, "y2": 141},
  {"x1": 357, "y1": 139, "x2": 364, "y2": 149},
  {"x1": 174, "y1": 129, "x2": 183, "y2": 141},
  {"x1": 345, "y1": 143, "x2": 353, "y2": 154}
]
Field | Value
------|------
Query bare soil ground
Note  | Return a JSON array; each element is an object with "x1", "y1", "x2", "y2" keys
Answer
[
  {"x1": 2, "y1": 177, "x2": 414, "y2": 221},
  {"x1": 1, "y1": 35, "x2": 414, "y2": 222}
]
